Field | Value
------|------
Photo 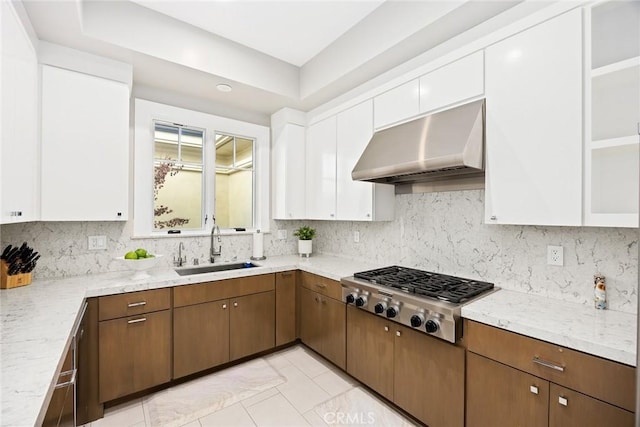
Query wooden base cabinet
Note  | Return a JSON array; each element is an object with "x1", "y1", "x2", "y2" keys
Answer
[
  {"x1": 172, "y1": 274, "x2": 276, "y2": 379},
  {"x1": 299, "y1": 274, "x2": 346, "y2": 369},
  {"x1": 173, "y1": 300, "x2": 230, "y2": 378},
  {"x1": 275, "y1": 271, "x2": 297, "y2": 346},
  {"x1": 466, "y1": 320, "x2": 635, "y2": 427},
  {"x1": 347, "y1": 306, "x2": 465, "y2": 427},
  {"x1": 98, "y1": 310, "x2": 172, "y2": 402}
]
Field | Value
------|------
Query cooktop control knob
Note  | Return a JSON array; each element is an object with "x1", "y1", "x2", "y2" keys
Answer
[
  {"x1": 345, "y1": 293, "x2": 356, "y2": 304},
  {"x1": 425, "y1": 319, "x2": 440, "y2": 333},
  {"x1": 374, "y1": 302, "x2": 387, "y2": 314},
  {"x1": 410, "y1": 314, "x2": 424, "y2": 328},
  {"x1": 355, "y1": 296, "x2": 367, "y2": 307},
  {"x1": 386, "y1": 305, "x2": 399, "y2": 318}
]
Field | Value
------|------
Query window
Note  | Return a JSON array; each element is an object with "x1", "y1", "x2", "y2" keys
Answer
[
  {"x1": 154, "y1": 122, "x2": 204, "y2": 230},
  {"x1": 215, "y1": 134, "x2": 254, "y2": 229},
  {"x1": 134, "y1": 99, "x2": 270, "y2": 237}
]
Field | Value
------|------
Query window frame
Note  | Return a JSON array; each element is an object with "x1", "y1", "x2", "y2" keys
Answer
[{"x1": 133, "y1": 99, "x2": 270, "y2": 238}]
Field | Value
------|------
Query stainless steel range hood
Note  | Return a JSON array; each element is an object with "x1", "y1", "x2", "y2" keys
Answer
[{"x1": 352, "y1": 99, "x2": 485, "y2": 184}]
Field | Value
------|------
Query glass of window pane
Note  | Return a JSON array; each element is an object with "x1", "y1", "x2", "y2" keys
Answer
[
  {"x1": 235, "y1": 137, "x2": 253, "y2": 169},
  {"x1": 154, "y1": 122, "x2": 204, "y2": 231},
  {"x1": 215, "y1": 168, "x2": 253, "y2": 229}
]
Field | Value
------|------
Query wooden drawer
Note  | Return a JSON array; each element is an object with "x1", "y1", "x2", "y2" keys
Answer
[
  {"x1": 300, "y1": 271, "x2": 342, "y2": 300},
  {"x1": 98, "y1": 288, "x2": 170, "y2": 321},
  {"x1": 173, "y1": 274, "x2": 275, "y2": 308},
  {"x1": 465, "y1": 320, "x2": 636, "y2": 412}
]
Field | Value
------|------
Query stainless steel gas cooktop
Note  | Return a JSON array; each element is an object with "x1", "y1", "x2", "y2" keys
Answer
[{"x1": 341, "y1": 266, "x2": 497, "y2": 343}]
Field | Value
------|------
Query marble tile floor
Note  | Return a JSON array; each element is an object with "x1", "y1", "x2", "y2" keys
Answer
[{"x1": 85, "y1": 345, "x2": 417, "y2": 427}]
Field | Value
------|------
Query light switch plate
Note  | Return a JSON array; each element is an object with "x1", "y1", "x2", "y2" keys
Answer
[{"x1": 88, "y1": 235, "x2": 107, "y2": 251}]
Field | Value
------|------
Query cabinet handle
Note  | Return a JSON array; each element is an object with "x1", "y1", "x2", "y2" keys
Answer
[
  {"x1": 490, "y1": 215, "x2": 497, "y2": 221},
  {"x1": 530, "y1": 385, "x2": 539, "y2": 395},
  {"x1": 384, "y1": 326, "x2": 389, "y2": 332},
  {"x1": 127, "y1": 301, "x2": 146, "y2": 308},
  {"x1": 117, "y1": 212, "x2": 122, "y2": 217},
  {"x1": 330, "y1": 213, "x2": 335, "y2": 217},
  {"x1": 315, "y1": 283, "x2": 326, "y2": 289},
  {"x1": 127, "y1": 317, "x2": 146, "y2": 324},
  {"x1": 558, "y1": 396, "x2": 568, "y2": 407},
  {"x1": 55, "y1": 369, "x2": 77, "y2": 389},
  {"x1": 222, "y1": 304, "x2": 227, "y2": 309},
  {"x1": 10, "y1": 211, "x2": 22, "y2": 217},
  {"x1": 396, "y1": 331, "x2": 401, "y2": 337},
  {"x1": 532, "y1": 356, "x2": 565, "y2": 372},
  {"x1": 233, "y1": 302, "x2": 238, "y2": 307},
  {"x1": 366, "y1": 213, "x2": 371, "y2": 218}
]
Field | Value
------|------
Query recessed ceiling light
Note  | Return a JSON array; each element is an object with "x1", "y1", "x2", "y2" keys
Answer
[{"x1": 216, "y1": 83, "x2": 232, "y2": 93}]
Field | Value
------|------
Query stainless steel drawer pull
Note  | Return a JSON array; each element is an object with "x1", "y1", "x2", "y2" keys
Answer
[
  {"x1": 55, "y1": 369, "x2": 77, "y2": 389},
  {"x1": 530, "y1": 385, "x2": 539, "y2": 395},
  {"x1": 127, "y1": 317, "x2": 147, "y2": 324},
  {"x1": 233, "y1": 302, "x2": 238, "y2": 307},
  {"x1": 127, "y1": 301, "x2": 147, "y2": 308},
  {"x1": 558, "y1": 396, "x2": 568, "y2": 406},
  {"x1": 532, "y1": 356, "x2": 565, "y2": 372},
  {"x1": 396, "y1": 331, "x2": 401, "y2": 337},
  {"x1": 384, "y1": 326, "x2": 389, "y2": 332},
  {"x1": 222, "y1": 304, "x2": 227, "y2": 309}
]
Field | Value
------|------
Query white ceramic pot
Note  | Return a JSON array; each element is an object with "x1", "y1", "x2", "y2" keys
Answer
[{"x1": 298, "y1": 239, "x2": 313, "y2": 257}]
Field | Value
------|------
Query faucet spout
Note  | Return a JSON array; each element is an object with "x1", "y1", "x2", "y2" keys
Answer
[{"x1": 210, "y1": 220, "x2": 222, "y2": 263}]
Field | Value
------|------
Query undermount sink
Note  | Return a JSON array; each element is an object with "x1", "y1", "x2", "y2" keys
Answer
[{"x1": 174, "y1": 262, "x2": 259, "y2": 276}]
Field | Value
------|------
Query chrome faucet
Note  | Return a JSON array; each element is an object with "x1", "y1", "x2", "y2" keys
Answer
[
  {"x1": 174, "y1": 242, "x2": 186, "y2": 267},
  {"x1": 210, "y1": 219, "x2": 221, "y2": 263}
]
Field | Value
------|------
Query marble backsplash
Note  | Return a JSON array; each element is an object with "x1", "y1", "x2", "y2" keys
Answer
[{"x1": 1, "y1": 190, "x2": 638, "y2": 313}]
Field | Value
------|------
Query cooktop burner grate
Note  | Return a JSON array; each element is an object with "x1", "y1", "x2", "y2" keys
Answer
[{"x1": 353, "y1": 265, "x2": 494, "y2": 304}]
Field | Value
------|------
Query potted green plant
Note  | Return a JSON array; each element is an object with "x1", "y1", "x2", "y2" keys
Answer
[{"x1": 294, "y1": 225, "x2": 316, "y2": 257}]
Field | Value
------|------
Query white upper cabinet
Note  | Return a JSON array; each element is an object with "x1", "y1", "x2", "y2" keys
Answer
[
  {"x1": 419, "y1": 51, "x2": 484, "y2": 114},
  {"x1": 41, "y1": 65, "x2": 129, "y2": 221},
  {"x1": 484, "y1": 9, "x2": 583, "y2": 226},
  {"x1": 373, "y1": 79, "x2": 420, "y2": 130},
  {"x1": 336, "y1": 100, "x2": 394, "y2": 221},
  {"x1": 272, "y1": 122, "x2": 306, "y2": 220},
  {"x1": 305, "y1": 116, "x2": 337, "y2": 220},
  {"x1": 584, "y1": 0, "x2": 639, "y2": 227},
  {"x1": 1, "y1": 2, "x2": 39, "y2": 224}
]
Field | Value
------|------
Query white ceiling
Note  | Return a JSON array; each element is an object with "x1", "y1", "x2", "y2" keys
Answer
[
  {"x1": 20, "y1": 0, "x2": 547, "y2": 125},
  {"x1": 130, "y1": 0, "x2": 385, "y2": 67}
]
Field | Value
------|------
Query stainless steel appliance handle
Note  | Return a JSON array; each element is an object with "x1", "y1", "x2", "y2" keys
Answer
[
  {"x1": 54, "y1": 369, "x2": 77, "y2": 389},
  {"x1": 532, "y1": 356, "x2": 565, "y2": 372}
]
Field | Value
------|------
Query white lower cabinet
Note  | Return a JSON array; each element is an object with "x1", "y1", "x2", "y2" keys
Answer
[
  {"x1": 1, "y1": 1, "x2": 39, "y2": 224},
  {"x1": 336, "y1": 100, "x2": 394, "y2": 221},
  {"x1": 41, "y1": 65, "x2": 129, "y2": 221},
  {"x1": 484, "y1": 9, "x2": 583, "y2": 226}
]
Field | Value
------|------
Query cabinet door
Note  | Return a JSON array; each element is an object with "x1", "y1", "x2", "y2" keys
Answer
[
  {"x1": 98, "y1": 310, "x2": 172, "y2": 402},
  {"x1": 346, "y1": 306, "x2": 394, "y2": 400},
  {"x1": 419, "y1": 51, "x2": 484, "y2": 114},
  {"x1": 466, "y1": 352, "x2": 548, "y2": 427},
  {"x1": 1, "y1": 1, "x2": 39, "y2": 224},
  {"x1": 230, "y1": 291, "x2": 275, "y2": 361},
  {"x1": 374, "y1": 79, "x2": 420, "y2": 129},
  {"x1": 275, "y1": 271, "x2": 297, "y2": 346},
  {"x1": 336, "y1": 100, "x2": 393, "y2": 221},
  {"x1": 272, "y1": 123, "x2": 306, "y2": 219},
  {"x1": 299, "y1": 286, "x2": 322, "y2": 353},
  {"x1": 484, "y1": 9, "x2": 583, "y2": 226},
  {"x1": 306, "y1": 117, "x2": 337, "y2": 220},
  {"x1": 549, "y1": 383, "x2": 634, "y2": 427},
  {"x1": 41, "y1": 65, "x2": 129, "y2": 221},
  {"x1": 394, "y1": 325, "x2": 465, "y2": 427},
  {"x1": 173, "y1": 300, "x2": 230, "y2": 378},
  {"x1": 319, "y1": 296, "x2": 346, "y2": 370}
]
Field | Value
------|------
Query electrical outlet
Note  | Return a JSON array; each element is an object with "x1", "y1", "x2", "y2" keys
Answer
[
  {"x1": 88, "y1": 235, "x2": 107, "y2": 251},
  {"x1": 353, "y1": 231, "x2": 360, "y2": 243},
  {"x1": 547, "y1": 245, "x2": 563, "y2": 266},
  {"x1": 277, "y1": 229, "x2": 287, "y2": 240}
]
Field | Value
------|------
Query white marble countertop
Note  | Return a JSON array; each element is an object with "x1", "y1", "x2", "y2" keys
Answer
[
  {"x1": 462, "y1": 288, "x2": 637, "y2": 366},
  {"x1": 1, "y1": 254, "x2": 636, "y2": 426}
]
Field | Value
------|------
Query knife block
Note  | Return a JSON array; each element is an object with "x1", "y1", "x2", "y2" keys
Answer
[{"x1": 0, "y1": 260, "x2": 32, "y2": 289}]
